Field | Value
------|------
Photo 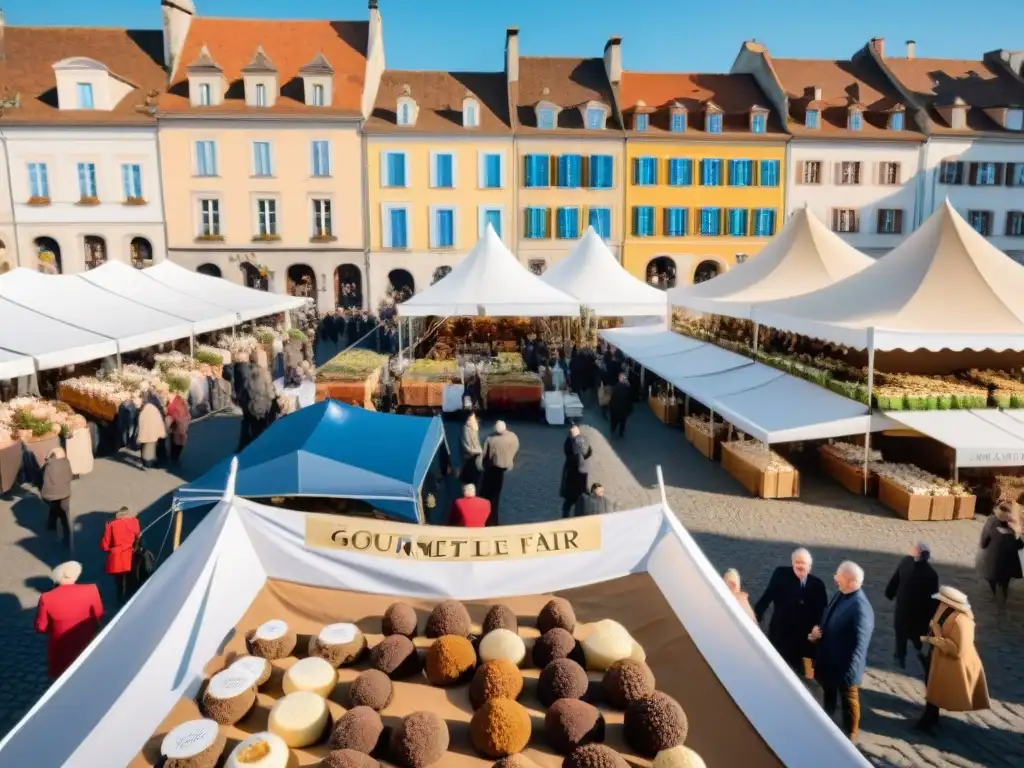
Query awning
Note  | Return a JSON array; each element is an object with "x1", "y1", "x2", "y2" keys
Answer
[
  {"x1": 0, "y1": 348, "x2": 36, "y2": 380},
  {"x1": 674, "y1": 364, "x2": 785, "y2": 407},
  {"x1": 650, "y1": 344, "x2": 753, "y2": 379},
  {"x1": 600, "y1": 327, "x2": 705, "y2": 358},
  {"x1": 0, "y1": 295, "x2": 118, "y2": 370},
  {"x1": 883, "y1": 409, "x2": 1024, "y2": 467}
]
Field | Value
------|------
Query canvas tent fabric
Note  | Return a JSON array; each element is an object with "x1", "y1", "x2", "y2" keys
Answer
[
  {"x1": 0, "y1": 489, "x2": 869, "y2": 768},
  {"x1": 0, "y1": 348, "x2": 36, "y2": 380},
  {"x1": 669, "y1": 206, "x2": 873, "y2": 320},
  {"x1": 0, "y1": 294, "x2": 119, "y2": 370},
  {"x1": 600, "y1": 326, "x2": 705, "y2": 358},
  {"x1": 398, "y1": 224, "x2": 581, "y2": 317},
  {"x1": 753, "y1": 201, "x2": 1024, "y2": 351},
  {"x1": 540, "y1": 227, "x2": 668, "y2": 316},
  {"x1": 175, "y1": 400, "x2": 445, "y2": 523},
  {"x1": 883, "y1": 410, "x2": 1024, "y2": 468}
]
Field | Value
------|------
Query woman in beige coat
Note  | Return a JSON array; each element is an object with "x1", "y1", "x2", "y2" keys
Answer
[
  {"x1": 136, "y1": 397, "x2": 167, "y2": 469},
  {"x1": 915, "y1": 586, "x2": 990, "y2": 733},
  {"x1": 723, "y1": 568, "x2": 757, "y2": 622}
]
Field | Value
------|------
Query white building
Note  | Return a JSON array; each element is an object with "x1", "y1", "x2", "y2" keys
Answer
[{"x1": 0, "y1": 21, "x2": 167, "y2": 274}]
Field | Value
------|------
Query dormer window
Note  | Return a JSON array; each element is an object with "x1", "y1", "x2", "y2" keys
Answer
[
  {"x1": 750, "y1": 108, "x2": 768, "y2": 133},
  {"x1": 241, "y1": 46, "x2": 278, "y2": 109},
  {"x1": 848, "y1": 109, "x2": 863, "y2": 131},
  {"x1": 889, "y1": 110, "x2": 904, "y2": 131},
  {"x1": 538, "y1": 107, "x2": 556, "y2": 130},
  {"x1": 705, "y1": 108, "x2": 723, "y2": 133},
  {"x1": 255, "y1": 84, "x2": 267, "y2": 108},
  {"x1": 397, "y1": 95, "x2": 418, "y2": 126},
  {"x1": 805, "y1": 109, "x2": 820, "y2": 129},
  {"x1": 76, "y1": 83, "x2": 94, "y2": 109},
  {"x1": 186, "y1": 45, "x2": 226, "y2": 108},
  {"x1": 300, "y1": 52, "x2": 334, "y2": 108},
  {"x1": 312, "y1": 84, "x2": 325, "y2": 106},
  {"x1": 199, "y1": 83, "x2": 211, "y2": 106},
  {"x1": 53, "y1": 57, "x2": 122, "y2": 112},
  {"x1": 670, "y1": 110, "x2": 687, "y2": 132},
  {"x1": 1008, "y1": 109, "x2": 1024, "y2": 131},
  {"x1": 634, "y1": 113, "x2": 648, "y2": 131},
  {"x1": 585, "y1": 106, "x2": 606, "y2": 130},
  {"x1": 463, "y1": 98, "x2": 481, "y2": 128}
]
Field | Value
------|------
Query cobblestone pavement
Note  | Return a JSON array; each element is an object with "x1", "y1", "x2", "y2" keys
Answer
[{"x1": 1, "y1": 403, "x2": 1022, "y2": 766}]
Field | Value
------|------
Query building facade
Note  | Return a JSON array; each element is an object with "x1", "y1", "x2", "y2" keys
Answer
[
  {"x1": 0, "y1": 24, "x2": 167, "y2": 274},
  {"x1": 618, "y1": 64, "x2": 787, "y2": 286},
  {"x1": 156, "y1": 1, "x2": 384, "y2": 313}
]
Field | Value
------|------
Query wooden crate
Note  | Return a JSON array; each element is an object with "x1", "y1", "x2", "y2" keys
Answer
[
  {"x1": 401, "y1": 379, "x2": 446, "y2": 408},
  {"x1": 649, "y1": 396, "x2": 680, "y2": 426},
  {"x1": 954, "y1": 495, "x2": 977, "y2": 520},
  {"x1": 930, "y1": 495, "x2": 955, "y2": 521},
  {"x1": 878, "y1": 476, "x2": 931, "y2": 521},
  {"x1": 315, "y1": 379, "x2": 374, "y2": 409},
  {"x1": 684, "y1": 421, "x2": 721, "y2": 461},
  {"x1": 720, "y1": 442, "x2": 800, "y2": 499},
  {"x1": 818, "y1": 448, "x2": 877, "y2": 495}
]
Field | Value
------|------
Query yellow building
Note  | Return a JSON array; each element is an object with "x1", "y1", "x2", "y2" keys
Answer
[
  {"x1": 619, "y1": 72, "x2": 788, "y2": 286},
  {"x1": 364, "y1": 70, "x2": 515, "y2": 308}
]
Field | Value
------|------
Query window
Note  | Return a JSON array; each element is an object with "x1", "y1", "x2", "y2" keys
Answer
[
  {"x1": 1006, "y1": 211, "x2": 1024, "y2": 237},
  {"x1": 668, "y1": 158, "x2": 692, "y2": 186},
  {"x1": 801, "y1": 160, "x2": 822, "y2": 184},
  {"x1": 726, "y1": 208, "x2": 748, "y2": 236},
  {"x1": 311, "y1": 141, "x2": 331, "y2": 177},
  {"x1": 831, "y1": 208, "x2": 858, "y2": 233},
  {"x1": 586, "y1": 107, "x2": 604, "y2": 130},
  {"x1": 398, "y1": 102, "x2": 413, "y2": 126},
  {"x1": 939, "y1": 160, "x2": 964, "y2": 185},
  {"x1": 253, "y1": 142, "x2": 272, "y2": 177},
  {"x1": 752, "y1": 208, "x2": 776, "y2": 236},
  {"x1": 556, "y1": 207, "x2": 580, "y2": 239},
  {"x1": 121, "y1": 164, "x2": 142, "y2": 200},
  {"x1": 196, "y1": 141, "x2": 217, "y2": 176},
  {"x1": 28, "y1": 163, "x2": 48, "y2": 199},
  {"x1": 524, "y1": 154, "x2": 550, "y2": 187},
  {"x1": 77, "y1": 162, "x2": 97, "y2": 198},
  {"x1": 312, "y1": 199, "x2": 332, "y2": 237},
  {"x1": 699, "y1": 158, "x2": 722, "y2": 186},
  {"x1": 972, "y1": 162, "x2": 998, "y2": 186},
  {"x1": 199, "y1": 83, "x2": 211, "y2": 106},
  {"x1": 759, "y1": 160, "x2": 780, "y2": 187},
  {"x1": 431, "y1": 153, "x2": 454, "y2": 188},
  {"x1": 312, "y1": 84, "x2": 325, "y2": 107},
  {"x1": 1008, "y1": 109, "x2": 1024, "y2": 131},
  {"x1": 706, "y1": 112, "x2": 723, "y2": 133},
  {"x1": 889, "y1": 112, "x2": 905, "y2": 131},
  {"x1": 664, "y1": 207, "x2": 687, "y2": 237},
  {"x1": 255, "y1": 83, "x2": 267, "y2": 108},
  {"x1": 525, "y1": 207, "x2": 548, "y2": 238},
  {"x1": 480, "y1": 207, "x2": 502, "y2": 238},
  {"x1": 382, "y1": 152, "x2": 407, "y2": 187},
  {"x1": 632, "y1": 206, "x2": 655, "y2": 237},
  {"x1": 431, "y1": 207, "x2": 455, "y2": 249},
  {"x1": 588, "y1": 208, "x2": 611, "y2": 238},
  {"x1": 588, "y1": 155, "x2": 613, "y2": 188},
  {"x1": 633, "y1": 157, "x2": 657, "y2": 186},
  {"x1": 699, "y1": 208, "x2": 721, "y2": 236},
  {"x1": 464, "y1": 100, "x2": 479, "y2": 128},
  {"x1": 557, "y1": 155, "x2": 582, "y2": 188},
  {"x1": 634, "y1": 114, "x2": 648, "y2": 132},
  {"x1": 256, "y1": 199, "x2": 277, "y2": 236},
  {"x1": 838, "y1": 161, "x2": 861, "y2": 185},
  {"x1": 805, "y1": 109, "x2": 820, "y2": 129},
  {"x1": 538, "y1": 108, "x2": 556, "y2": 130},
  {"x1": 385, "y1": 206, "x2": 409, "y2": 248},
  {"x1": 76, "y1": 83, "x2": 94, "y2": 109},
  {"x1": 670, "y1": 112, "x2": 687, "y2": 132},
  {"x1": 481, "y1": 153, "x2": 502, "y2": 189},
  {"x1": 877, "y1": 209, "x2": 903, "y2": 234},
  {"x1": 968, "y1": 210, "x2": 993, "y2": 235},
  {"x1": 1008, "y1": 163, "x2": 1024, "y2": 187},
  {"x1": 879, "y1": 162, "x2": 900, "y2": 185},
  {"x1": 728, "y1": 159, "x2": 753, "y2": 187},
  {"x1": 848, "y1": 111, "x2": 862, "y2": 131},
  {"x1": 751, "y1": 112, "x2": 767, "y2": 133},
  {"x1": 200, "y1": 199, "x2": 220, "y2": 236}
]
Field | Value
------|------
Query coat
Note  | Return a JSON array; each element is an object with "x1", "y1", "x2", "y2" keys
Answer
[
  {"x1": 136, "y1": 402, "x2": 167, "y2": 445},
  {"x1": 732, "y1": 591, "x2": 757, "y2": 622},
  {"x1": 884, "y1": 555, "x2": 939, "y2": 640},
  {"x1": 461, "y1": 422, "x2": 483, "y2": 462},
  {"x1": 449, "y1": 497, "x2": 491, "y2": 527},
  {"x1": 101, "y1": 514, "x2": 141, "y2": 574},
  {"x1": 483, "y1": 431, "x2": 519, "y2": 470},
  {"x1": 574, "y1": 493, "x2": 615, "y2": 517},
  {"x1": 609, "y1": 381, "x2": 634, "y2": 418},
  {"x1": 166, "y1": 395, "x2": 191, "y2": 447},
  {"x1": 925, "y1": 606, "x2": 990, "y2": 712},
  {"x1": 977, "y1": 518, "x2": 1024, "y2": 583},
  {"x1": 34, "y1": 583, "x2": 104, "y2": 678},
  {"x1": 40, "y1": 457, "x2": 73, "y2": 501},
  {"x1": 754, "y1": 568, "x2": 828, "y2": 666},
  {"x1": 815, "y1": 589, "x2": 875, "y2": 687},
  {"x1": 560, "y1": 435, "x2": 592, "y2": 501}
]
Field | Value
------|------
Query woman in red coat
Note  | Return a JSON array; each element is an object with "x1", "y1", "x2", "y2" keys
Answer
[
  {"x1": 101, "y1": 506, "x2": 140, "y2": 603},
  {"x1": 34, "y1": 561, "x2": 103, "y2": 679},
  {"x1": 166, "y1": 391, "x2": 191, "y2": 464}
]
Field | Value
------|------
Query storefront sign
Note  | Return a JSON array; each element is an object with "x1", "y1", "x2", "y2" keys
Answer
[
  {"x1": 305, "y1": 514, "x2": 602, "y2": 562},
  {"x1": 957, "y1": 449, "x2": 1024, "y2": 468}
]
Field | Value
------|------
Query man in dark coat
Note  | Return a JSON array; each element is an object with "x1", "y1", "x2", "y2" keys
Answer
[
  {"x1": 574, "y1": 483, "x2": 615, "y2": 516},
  {"x1": 560, "y1": 424, "x2": 592, "y2": 517},
  {"x1": 884, "y1": 541, "x2": 939, "y2": 672},
  {"x1": 754, "y1": 547, "x2": 828, "y2": 676},
  {"x1": 608, "y1": 373, "x2": 634, "y2": 438}
]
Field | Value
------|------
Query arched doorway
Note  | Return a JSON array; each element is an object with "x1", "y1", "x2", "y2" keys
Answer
[
  {"x1": 645, "y1": 256, "x2": 676, "y2": 289},
  {"x1": 693, "y1": 260, "x2": 720, "y2": 284},
  {"x1": 34, "y1": 237, "x2": 62, "y2": 274},
  {"x1": 431, "y1": 266, "x2": 452, "y2": 284},
  {"x1": 240, "y1": 261, "x2": 268, "y2": 291},
  {"x1": 387, "y1": 269, "x2": 414, "y2": 301},
  {"x1": 287, "y1": 264, "x2": 317, "y2": 299},
  {"x1": 197, "y1": 263, "x2": 222, "y2": 277},
  {"x1": 130, "y1": 237, "x2": 153, "y2": 269},
  {"x1": 84, "y1": 236, "x2": 107, "y2": 270},
  {"x1": 335, "y1": 264, "x2": 363, "y2": 309}
]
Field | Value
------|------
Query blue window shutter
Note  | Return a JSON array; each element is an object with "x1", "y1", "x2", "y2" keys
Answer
[
  {"x1": 603, "y1": 156, "x2": 612, "y2": 187},
  {"x1": 486, "y1": 208, "x2": 502, "y2": 237},
  {"x1": 439, "y1": 154, "x2": 453, "y2": 187},
  {"x1": 557, "y1": 156, "x2": 568, "y2": 187},
  {"x1": 439, "y1": 209, "x2": 454, "y2": 246},
  {"x1": 486, "y1": 154, "x2": 501, "y2": 187},
  {"x1": 632, "y1": 158, "x2": 641, "y2": 185},
  {"x1": 571, "y1": 155, "x2": 581, "y2": 187},
  {"x1": 588, "y1": 208, "x2": 609, "y2": 238},
  {"x1": 556, "y1": 208, "x2": 565, "y2": 238}
]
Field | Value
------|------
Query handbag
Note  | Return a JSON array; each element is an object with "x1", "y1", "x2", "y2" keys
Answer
[{"x1": 130, "y1": 535, "x2": 156, "y2": 595}]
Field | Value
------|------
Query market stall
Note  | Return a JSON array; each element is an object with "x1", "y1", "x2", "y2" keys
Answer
[
  {"x1": 0, "y1": 348, "x2": 35, "y2": 380},
  {"x1": 315, "y1": 349, "x2": 388, "y2": 409},
  {"x1": 0, "y1": 295, "x2": 118, "y2": 370}
]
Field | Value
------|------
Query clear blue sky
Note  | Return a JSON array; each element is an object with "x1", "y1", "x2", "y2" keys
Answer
[{"x1": 4, "y1": 0, "x2": 1022, "y2": 72}]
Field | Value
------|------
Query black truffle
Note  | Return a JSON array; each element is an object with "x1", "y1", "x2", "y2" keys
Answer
[
  {"x1": 383, "y1": 602, "x2": 419, "y2": 638},
  {"x1": 601, "y1": 659, "x2": 656, "y2": 710},
  {"x1": 545, "y1": 699, "x2": 606, "y2": 755},
  {"x1": 370, "y1": 635, "x2": 423, "y2": 680},
  {"x1": 538, "y1": 598, "x2": 576, "y2": 634},
  {"x1": 538, "y1": 658, "x2": 589, "y2": 707},
  {"x1": 482, "y1": 604, "x2": 518, "y2": 634},
  {"x1": 469, "y1": 659, "x2": 524, "y2": 710},
  {"x1": 562, "y1": 744, "x2": 629, "y2": 768},
  {"x1": 532, "y1": 627, "x2": 584, "y2": 668},
  {"x1": 349, "y1": 669, "x2": 394, "y2": 711},
  {"x1": 321, "y1": 749, "x2": 381, "y2": 768},
  {"x1": 425, "y1": 600, "x2": 472, "y2": 638},
  {"x1": 329, "y1": 706, "x2": 385, "y2": 754},
  {"x1": 623, "y1": 692, "x2": 688, "y2": 757},
  {"x1": 389, "y1": 711, "x2": 449, "y2": 768}
]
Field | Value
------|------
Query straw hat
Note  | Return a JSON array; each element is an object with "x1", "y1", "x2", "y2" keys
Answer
[
  {"x1": 52, "y1": 561, "x2": 83, "y2": 585},
  {"x1": 933, "y1": 586, "x2": 970, "y2": 612}
]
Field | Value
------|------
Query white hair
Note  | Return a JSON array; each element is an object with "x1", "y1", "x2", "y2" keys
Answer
[
  {"x1": 838, "y1": 561, "x2": 865, "y2": 587},
  {"x1": 494, "y1": 420, "x2": 507, "y2": 434},
  {"x1": 916, "y1": 540, "x2": 931, "y2": 554},
  {"x1": 723, "y1": 568, "x2": 741, "y2": 588},
  {"x1": 52, "y1": 561, "x2": 82, "y2": 585},
  {"x1": 791, "y1": 547, "x2": 812, "y2": 565},
  {"x1": 463, "y1": 483, "x2": 476, "y2": 497}
]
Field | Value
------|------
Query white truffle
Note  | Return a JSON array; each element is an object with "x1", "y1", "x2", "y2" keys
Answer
[
  {"x1": 654, "y1": 745, "x2": 707, "y2": 768},
  {"x1": 582, "y1": 619, "x2": 635, "y2": 671},
  {"x1": 478, "y1": 629, "x2": 527, "y2": 667},
  {"x1": 160, "y1": 718, "x2": 225, "y2": 768},
  {"x1": 282, "y1": 656, "x2": 338, "y2": 697},
  {"x1": 268, "y1": 691, "x2": 331, "y2": 748},
  {"x1": 224, "y1": 732, "x2": 290, "y2": 768}
]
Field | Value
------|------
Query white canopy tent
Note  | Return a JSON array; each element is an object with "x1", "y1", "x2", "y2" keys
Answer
[
  {"x1": 670, "y1": 207, "x2": 873, "y2": 320},
  {"x1": 398, "y1": 225, "x2": 581, "y2": 318},
  {"x1": 0, "y1": 348, "x2": 36, "y2": 380},
  {"x1": 541, "y1": 227, "x2": 668, "y2": 317},
  {"x1": 600, "y1": 326, "x2": 705, "y2": 359},
  {"x1": 0, "y1": 297, "x2": 117, "y2": 370},
  {"x1": 883, "y1": 410, "x2": 1024, "y2": 469}
]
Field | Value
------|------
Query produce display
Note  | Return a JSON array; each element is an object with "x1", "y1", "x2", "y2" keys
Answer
[
  {"x1": 315, "y1": 350, "x2": 388, "y2": 408},
  {"x1": 683, "y1": 414, "x2": 723, "y2": 438},
  {"x1": 0, "y1": 397, "x2": 86, "y2": 445},
  {"x1": 399, "y1": 359, "x2": 461, "y2": 408},
  {"x1": 820, "y1": 441, "x2": 882, "y2": 467},
  {"x1": 870, "y1": 462, "x2": 970, "y2": 497},
  {"x1": 725, "y1": 440, "x2": 794, "y2": 472},
  {"x1": 480, "y1": 371, "x2": 543, "y2": 410}
]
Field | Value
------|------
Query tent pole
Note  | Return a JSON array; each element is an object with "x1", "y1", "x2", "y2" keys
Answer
[
  {"x1": 640, "y1": 365, "x2": 645, "y2": 392},
  {"x1": 863, "y1": 332, "x2": 876, "y2": 495},
  {"x1": 189, "y1": 333, "x2": 195, "y2": 357},
  {"x1": 397, "y1": 319, "x2": 403, "y2": 361},
  {"x1": 685, "y1": 395, "x2": 690, "y2": 418},
  {"x1": 752, "y1": 322, "x2": 760, "y2": 352},
  {"x1": 116, "y1": 347, "x2": 123, "y2": 371},
  {"x1": 408, "y1": 319, "x2": 414, "y2": 360},
  {"x1": 172, "y1": 508, "x2": 183, "y2": 550}
]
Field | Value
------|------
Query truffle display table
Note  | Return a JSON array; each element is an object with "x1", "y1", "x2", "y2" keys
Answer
[
  {"x1": 542, "y1": 391, "x2": 584, "y2": 425},
  {"x1": 877, "y1": 476, "x2": 976, "y2": 521},
  {"x1": 648, "y1": 395, "x2": 679, "y2": 426},
  {"x1": 720, "y1": 442, "x2": 799, "y2": 499},
  {"x1": 315, "y1": 378, "x2": 376, "y2": 410},
  {"x1": 684, "y1": 419, "x2": 723, "y2": 461},
  {"x1": 818, "y1": 447, "x2": 875, "y2": 495}
]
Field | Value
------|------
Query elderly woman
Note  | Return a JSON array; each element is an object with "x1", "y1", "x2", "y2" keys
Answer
[
  {"x1": 101, "y1": 507, "x2": 140, "y2": 603},
  {"x1": 723, "y1": 569, "x2": 757, "y2": 621},
  {"x1": 240, "y1": 352, "x2": 277, "y2": 449},
  {"x1": 460, "y1": 411, "x2": 483, "y2": 487},
  {"x1": 34, "y1": 561, "x2": 103, "y2": 679},
  {"x1": 916, "y1": 586, "x2": 990, "y2": 732},
  {"x1": 977, "y1": 502, "x2": 1024, "y2": 606},
  {"x1": 41, "y1": 447, "x2": 74, "y2": 546},
  {"x1": 166, "y1": 386, "x2": 191, "y2": 464},
  {"x1": 136, "y1": 393, "x2": 167, "y2": 469}
]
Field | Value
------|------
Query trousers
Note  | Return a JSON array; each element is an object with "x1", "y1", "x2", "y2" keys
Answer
[
  {"x1": 821, "y1": 683, "x2": 861, "y2": 739},
  {"x1": 480, "y1": 466, "x2": 506, "y2": 526},
  {"x1": 46, "y1": 498, "x2": 71, "y2": 544}
]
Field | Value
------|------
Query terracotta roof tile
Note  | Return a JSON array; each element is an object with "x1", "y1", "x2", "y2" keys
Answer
[
  {"x1": 159, "y1": 18, "x2": 368, "y2": 116},
  {"x1": 241, "y1": 46, "x2": 276, "y2": 74},
  {"x1": 0, "y1": 26, "x2": 166, "y2": 125},
  {"x1": 365, "y1": 70, "x2": 510, "y2": 134},
  {"x1": 514, "y1": 57, "x2": 621, "y2": 133}
]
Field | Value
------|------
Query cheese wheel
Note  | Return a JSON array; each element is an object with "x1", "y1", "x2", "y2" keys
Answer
[
  {"x1": 282, "y1": 656, "x2": 337, "y2": 697},
  {"x1": 653, "y1": 745, "x2": 707, "y2": 768},
  {"x1": 269, "y1": 691, "x2": 331, "y2": 748},
  {"x1": 255, "y1": 620, "x2": 288, "y2": 641},
  {"x1": 160, "y1": 719, "x2": 225, "y2": 768},
  {"x1": 308, "y1": 623, "x2": 367, "y2": 668},
  {"x1": 478, "y1": 629, "x2": 527, "y2": 666},
  {"x1": 201, "y1": 668, "x2": 258, "y2": 725},
  {"x1": 224, "y1": 732, "x2": 291, "y2": 768},
  {"x1": 230, "y1": 655, "x2": 272, "y2": 687},
  {"x1": 582, "y1": 619, "x2": 634, "y2": 671}
]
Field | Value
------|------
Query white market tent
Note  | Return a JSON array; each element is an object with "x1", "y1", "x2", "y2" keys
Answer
[
  {"x1": 883, "y1": 410, "x2": 1024, "y2": 469},
  {"x1": 0, "y1": 348, "x2": 36, "y2": 380},
  {"x1": 541, "y1": 226, "x2": 668, "y2": 317},
  {"x1": 0, "y1": 470, "x2": 868, "y2": 768},
  {"x1": 669, "y1": 206, "x2": 873, "y2": 320},
  {"x1": 398, "y1": 224, "x2": 580, "y2": 317},
  {"x1": 0, "y1": 296, "x2": 118, "y2": 370}
]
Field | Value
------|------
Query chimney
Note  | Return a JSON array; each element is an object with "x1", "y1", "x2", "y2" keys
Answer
[
  {"x1": 870, "y1": 37, "x2": 885, "y2": 57},
  {"x1": 906, "y1": 40, "x2": 916, "y2": 59},
  {"x1": 361, "y1": 0, "x2": 386, "y2": 119},
  {"x1": 505, "y1": 27, "x2": 519, "y2": 83},
  {"x1": 813, "y1": 86, "x2": 822, "y2": 102},
  {"x1": 161, "y1": 0, "x2": 197, "y2": 77},
  {"x1": 604, "y1": 36, "x2": 622, "y2": 85}
]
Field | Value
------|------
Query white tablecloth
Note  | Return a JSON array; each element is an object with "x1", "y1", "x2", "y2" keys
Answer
[{"x1": 274, "y1": 378, "x2": 316, "y2": 410}]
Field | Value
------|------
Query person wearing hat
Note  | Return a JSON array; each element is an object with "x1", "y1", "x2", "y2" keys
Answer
[
  {"x1": 884, "y1": 541, "x2": 939, "y2": 673},
  {"x1": 101, "y1": 507, "x2": 141, "y2": 603},
  {"x1": 34, "y1": 561, "x2": 104, "y2": 679},
  {"x1": 916, "y1": 586, "x2": 990, "y2": 732}
]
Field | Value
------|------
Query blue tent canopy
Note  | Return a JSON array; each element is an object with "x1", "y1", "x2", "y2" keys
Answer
[{"x1": 174, "y1": 400, "x2": 447, "y2": 523}]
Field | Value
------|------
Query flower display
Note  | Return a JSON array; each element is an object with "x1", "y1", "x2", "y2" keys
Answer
[
  {"x1": 870, "y1": 462, "x2": 960, "y2": 496},
  {"x1": 684, "y1": 414, "x2": 724, "y2": 438},
  {"x1": 821, "y1": 441, "x2": 882, "y2": 466},
  {"x1": 0, "y1": 397, "x2": 87, "y2": 444},
  {"x1": 726, "y1": 440, "x2": 794, "y2": 472}
]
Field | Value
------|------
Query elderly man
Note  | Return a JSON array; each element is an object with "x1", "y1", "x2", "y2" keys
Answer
[
  {"x1": 810, "y1": 561, "x2": 875, "y2": 740},
  {"x1": 885, "y1": 541, "x2": 939, "y2": 673},
  {"x1": 754, "y1": 547, "x2": 828, "y2": 677},
  {"x1": 480, "y1": 420, "x2": 519, "y2": 526},
  {"x1": 448, "y1": 484, "x2": 491, "y2": 528},
  {"x1": 34, "y1": 561, "x2": 104, "y2": 679}
]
